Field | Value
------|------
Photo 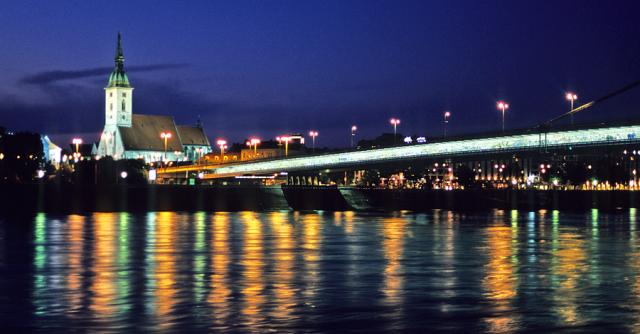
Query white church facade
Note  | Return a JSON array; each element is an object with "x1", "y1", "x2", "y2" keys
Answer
[{"x1": 97, "y1": 33, "x2": 212, "y2": 162}]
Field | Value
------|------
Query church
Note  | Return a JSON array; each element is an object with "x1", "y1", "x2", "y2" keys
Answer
[{"x1": 97, "y1": 33, "x2": 212, "y2": 162}]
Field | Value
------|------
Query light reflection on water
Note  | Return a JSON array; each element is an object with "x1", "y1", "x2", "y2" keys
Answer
[{"x1": 2, "y1": 209, "x2": 640, "y2": 331}]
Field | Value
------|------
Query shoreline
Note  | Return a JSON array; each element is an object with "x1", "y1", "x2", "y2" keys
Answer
[{"x1": 2, "y1": 184, "x2": 640, "y2": 214}]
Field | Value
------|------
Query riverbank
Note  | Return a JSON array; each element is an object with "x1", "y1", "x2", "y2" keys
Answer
[{"x1": 1, "y1": 184, "x2": 639, "y2": 213}]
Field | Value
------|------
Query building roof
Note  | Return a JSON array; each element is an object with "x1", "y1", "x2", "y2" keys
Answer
[
  {"x1": 107, "y1": 32, "x2": 131, "y2": 88},
  {"x1": 118, "y1": 114, "x2": 182, "y2": 151},
  {"x1": 177, "y1": 125, "x2": 210, "y2": 146}
]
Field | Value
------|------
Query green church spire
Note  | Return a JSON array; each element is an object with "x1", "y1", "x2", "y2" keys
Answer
[{"x1": 108, "y1": 32, "x2": 131, "y2": 88}]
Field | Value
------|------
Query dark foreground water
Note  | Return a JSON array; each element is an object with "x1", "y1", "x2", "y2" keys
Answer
[{"x1": 1, "y1": 209, "x2": 640, "y2": 332}]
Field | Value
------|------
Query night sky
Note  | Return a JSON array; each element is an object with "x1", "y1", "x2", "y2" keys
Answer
[{"x1": 1, "y1": 0, "x2": 640, "y2": 147}]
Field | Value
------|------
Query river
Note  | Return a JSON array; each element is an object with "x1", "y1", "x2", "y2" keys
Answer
[{"x1": 1, "y1": 209, "x2": 639, "y2": 332}]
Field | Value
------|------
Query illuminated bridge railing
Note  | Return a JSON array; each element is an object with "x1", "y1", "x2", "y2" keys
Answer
[{"x1": 212, "y1": 125, "x2": 640, "y2": 176}]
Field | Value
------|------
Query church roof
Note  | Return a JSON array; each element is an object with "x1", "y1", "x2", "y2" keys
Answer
[
  {"x1": 107, "y1": 32, "x2": 131, "y2": 88},
  {"x1": 177, "y1": 125, "x2": 210, "y2": 146},
  {"x1": 118, "y1": 114, "x2": 183, "y2": 151}
]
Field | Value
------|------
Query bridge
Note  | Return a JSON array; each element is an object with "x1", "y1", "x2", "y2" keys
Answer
[{"x1": 157, "y1": 122, "x2": 640, "y2": 179}]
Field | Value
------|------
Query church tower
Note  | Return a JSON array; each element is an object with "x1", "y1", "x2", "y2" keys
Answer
[{"x1": 105, "y1": 32, "x2": 133, "y2": 127}]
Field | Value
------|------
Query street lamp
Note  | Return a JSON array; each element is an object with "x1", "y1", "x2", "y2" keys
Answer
[
  {"x1": 389, "y1": 118, "x2": 400, "y2": 144},
  {"x1": 279, "y1": 136, "x2": 292, "y2": 157},
  {"x1": 250, "y1": 138, "x2": 260, "y2": 155},
  {"x1": 216, "y1": 139, "x2": 227, "y2": 161},
  {"x1": 351, "y1": 125, "x2": 357, "y2": 148},
  {"x1": 309, "y1": 131, "x2": 318, "y2": 152},
  {"x1": 497, "y1": 101, "x2": 509, "y2": 132},
  {"x1": 566, "y1": 92, "x2": 578, "y2": 125},
  {"x1": 72, "y1": 138, "x2": 83, "y2": 154},
  {"x1": 443, "y1": 111, "x2": 451, "y2": 138},
  {"x1": 246, "y1": 138, "x2": 261, "y2": 157},
  {"x1": 160, "y1": 132, "x2": 172, "y2": 161}
]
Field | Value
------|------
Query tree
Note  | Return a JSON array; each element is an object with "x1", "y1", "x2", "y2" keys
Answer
[{"x1": 0, "y1": 132, "x2": 44, "y2": 183}]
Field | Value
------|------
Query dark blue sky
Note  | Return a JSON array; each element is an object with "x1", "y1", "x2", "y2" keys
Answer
[{"x1": 1, "y1": 0, "x2": 640, "y2": 147}]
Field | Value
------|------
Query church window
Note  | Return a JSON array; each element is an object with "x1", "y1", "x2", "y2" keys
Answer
[
  {"x1": 110, "y1": 103, "x2": 113, "y2": 111},
  {"x1": 122, "y1": 100, "x2": 125, "y2": 111},
  {"x1": 123, "y1": 93, "x2": 126, "y2": 98},
  {"x1": 110, "y1": 93, "x2": 112, "y2": 97}
]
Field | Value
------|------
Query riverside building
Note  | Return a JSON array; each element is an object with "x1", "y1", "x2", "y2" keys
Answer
[{"x1": 97, "y1": 33, "x2": 211, "y2": 162}]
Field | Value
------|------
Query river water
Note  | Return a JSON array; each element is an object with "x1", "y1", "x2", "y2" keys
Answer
[{"x1": 1, "y1": 209, "x2": 640, "y2": 332}]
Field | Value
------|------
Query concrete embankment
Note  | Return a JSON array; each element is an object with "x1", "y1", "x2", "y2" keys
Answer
[
  {"x1": 1, "y1": 184, "x2": 639, "y2": 214},
  {"x1": 338, "y1": 187, "x2": 640, "y2": 211}
]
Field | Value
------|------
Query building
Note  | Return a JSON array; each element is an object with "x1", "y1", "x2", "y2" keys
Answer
[
  {"x1": 240, "y1": 138, "x2": 306, "y2": 161},
  {"x1": 41, "y1": 135, "x2": 62, "y2": 166},
  {"x1": 96, "y1": 33, "x2": 212, "y2": 162}
]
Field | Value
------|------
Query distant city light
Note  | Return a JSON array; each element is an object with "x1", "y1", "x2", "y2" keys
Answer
[
  {"x1": 403, "y1": 136, "x2": 413, "y2": 144},
  {"x1": 148, "y1": 169, "x2": 157, "y2": 181},
  {"x1": 120, "y1": 171, "x2": 128, "y2": 179},
  {"x1": 36, "y1": 170, "x2": 45, "y2": 178},
  {"x1": 416, "y1": 137, "x2": 426, "y2": 143}
]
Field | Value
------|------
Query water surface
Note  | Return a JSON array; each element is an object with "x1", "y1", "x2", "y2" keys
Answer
[{"x1": 1, "y1": 209, "x2": 639, "y2": 332}]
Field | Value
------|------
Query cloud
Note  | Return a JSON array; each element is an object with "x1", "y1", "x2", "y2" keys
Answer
[{"x1": 20, "y1": 63, "x2": 190, "y2": 85}]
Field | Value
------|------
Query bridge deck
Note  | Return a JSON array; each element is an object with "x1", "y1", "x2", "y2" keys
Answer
[{"x1": 159, "y1": 124, "x2": 640, "y2": 178}]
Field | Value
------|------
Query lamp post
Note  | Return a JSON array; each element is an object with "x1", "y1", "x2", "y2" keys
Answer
[
  {"x1": 250, "y1": 138, "x2": 260, "y2": 155},
  {"x1": 497, "y1": 102, "x2": 509, "y2": 132},
  {"x1": 216, "y1": 139, "x2": 227, "y2": 161},
  {"x1": 72, "y1": 138, "x2": 82, "y2": 154},
  {"x1": 443, "y1": 111, "x2": 451, "y2": 138},
  {"x1": 351, "y1": 125, "x2": 357, "y2": 148},
  {"x1": 389, "y1": 118, "x2": 400, "y2": 144},
  {"x1": 309, "y1": 131, "x2": 318, "y2": 152},
  {"x1": 566, "y1": 92, "x2": 578, "y2": 125},
  {"x1": 280, "y1": 136, "x2": 292, "y2": 157},
  {"x1": 160, "y1": 132, "x2": 172, "y2": 161},
  {"x1": 246, "y1": 138, "x2": 261, "y2": 158}
]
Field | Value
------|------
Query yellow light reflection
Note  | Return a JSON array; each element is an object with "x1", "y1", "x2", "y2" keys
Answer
[
  {"x1": 551, "y1": 231, "x2": 587, "y2": 326},
  {"x1": 302, "y1": 213, "x2": 321, "y2": 301},
  {"x1": 155, "y1": 212, "x2": 177, "y2": 327},
  {"x1": 344, "y1": 211, "x2": 355, "y2": 234},
  {"x1": 271, "y1": 211, "x2": 295, "y2": 322},
  {"x1": 91, "y1": 213, "x2": 117, "y2": 316},
  {"x1": 240, "y1": 212, "x2": 265, "y2": 327},
  {"x1": 209, "y1": 212, "x2": 231, "y2": 323},
  {"x1": 382, "y1": 217, "x2": 407, "y2": 314},
  {"x1": 483, "y1": 226, "x2": 519, "y2": 333},
  {"x1": 67, "y1": 214, "x2": 84, "y2": 313}
]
